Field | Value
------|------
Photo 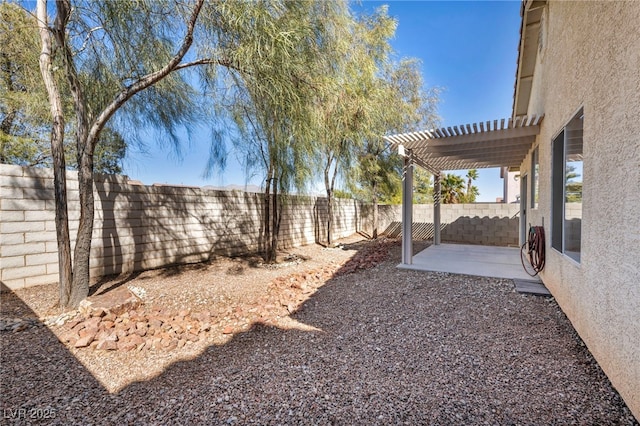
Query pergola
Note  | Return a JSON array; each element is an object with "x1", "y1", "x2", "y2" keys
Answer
[{"x1": 383, "y1": 114, "x2": 543, "y2": 264}]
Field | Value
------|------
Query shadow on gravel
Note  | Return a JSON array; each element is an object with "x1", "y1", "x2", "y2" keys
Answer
[
  {"x1": 1, "y1": 241, "x2": 637, "y2": 425},
  {"x1": 0, "y1": 288, "x2": 108, "y2": 424}
]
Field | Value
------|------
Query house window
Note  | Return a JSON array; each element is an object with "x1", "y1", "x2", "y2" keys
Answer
[
  {"x1": 551, "y1": 109, "x2": 584, "y2": 262},
  {"x1": 531, "y1": 146, "x2": 539, "y2": 209}
]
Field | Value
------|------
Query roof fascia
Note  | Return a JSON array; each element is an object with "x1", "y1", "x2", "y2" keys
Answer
[{"x1": 512, "y1": 0, "x2": 546, "y2": 118}]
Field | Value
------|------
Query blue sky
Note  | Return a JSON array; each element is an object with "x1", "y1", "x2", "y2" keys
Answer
[{"x1": 122, "y1": 1, "x2": 522, "y2": 201}]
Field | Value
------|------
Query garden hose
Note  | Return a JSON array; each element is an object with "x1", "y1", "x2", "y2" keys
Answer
[{"x1": 521, "y1": 225, "x2": 546, "y2": 277}]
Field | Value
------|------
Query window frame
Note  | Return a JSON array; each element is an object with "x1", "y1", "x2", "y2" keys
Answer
[
  {"x1": 551, "y1": 107, "x2": 584, "y2": 264},
  {"x1": 530, "y1": 146, "x2": 539, "y2": 210}
]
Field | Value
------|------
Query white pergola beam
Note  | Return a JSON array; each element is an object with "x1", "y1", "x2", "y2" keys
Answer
[
  {"x1": 434, "y1": 173, "x2": 441, "y2": 246},
  {"x1": 401, "y1": 155, "x2": 414, "y2": 265},
  {"x1": 387, "y1": 114, "x2": 544, "y2": 265}
]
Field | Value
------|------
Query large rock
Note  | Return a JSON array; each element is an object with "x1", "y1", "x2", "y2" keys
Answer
[{"x1": 78, "y1": 286, "x2": 142, "y2": 317}]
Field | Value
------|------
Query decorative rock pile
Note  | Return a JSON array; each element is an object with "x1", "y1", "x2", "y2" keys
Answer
[
  {"x1": 59, "y1": 308, "x2": 214, "y2": 351},
  {"x1": 266, "y1": 239, "x2": 394, "y2": 313},
  {"x1": 6, "y1": 239, "x2": 396, "y2": 353},
  {"x1": 267, "y1": 264, "x2": 339, "y2": 314}
]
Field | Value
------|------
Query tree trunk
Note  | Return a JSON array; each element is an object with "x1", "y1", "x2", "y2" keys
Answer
[
  {"x1": 263, "y1": 167, "x2": 273, "y2": 262},
  {"x1": 372, "y1": 182, "x2": 379, "y2": 239},
  {"x1": 326, "y1": 190, "x2": 333, "y2": 246},
  {"x1": 372, "y1": 197, "x2": 379, "y2": 239},
  {"x1": 54, "y1": 0, "x2": 94, "y2": 307},
  {"x1": 36, "y1": 0, "x2": 73, "y2": 307},
  {"x1": 35, "y1": 0, "x2": 208, "y2": 307},
  {"x1": 70, "y1": 150, "x2": 94, "y2": 306},
  {"x1": 324, "y1": 154, "x2": 340, "y2": 246},
  {"x1": 323, "y1": 157, "x2": 332, "y2": 246},
  {"x1": 269, "y1": 176, "x2": 279, "y2": 263}
]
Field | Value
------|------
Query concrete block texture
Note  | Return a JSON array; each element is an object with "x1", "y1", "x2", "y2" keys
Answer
[
  {"x1": 380, "y1": 204, "x2": 519, "y2": 246},
  {"x1": 1, "y1": 164, "x2": 375, "y2": 291}
]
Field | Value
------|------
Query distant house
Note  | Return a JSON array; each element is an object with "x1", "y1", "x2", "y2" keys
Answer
[
  {"x1": 500, "y1": 167, "x2": 520, "y2": 204},
  {"x1": 385, "y1": 1, "x2": 639, "y2": 417}
]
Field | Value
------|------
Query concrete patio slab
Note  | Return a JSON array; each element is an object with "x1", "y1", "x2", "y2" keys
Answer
[{"x1": 398, "y1": 243, "x2": 539, "y2": 281}]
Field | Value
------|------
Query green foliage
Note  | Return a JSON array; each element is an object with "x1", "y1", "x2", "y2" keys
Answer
[
  {"x1": 459, "y1": 169, "x2": 479, "y2": 203},
  {"x1": 0, "y1": 2, "x2": 51, "y2": 165},
  {"x1": 312, "y1": 6, "x2": 396, "y2": 185},
  {"x1": 361, "y1": 151, "x2": 402, "y2": 204},
  {"x1": 64, "y1": 128, "x2": 127, "y2": 174},
  {"x1": 565, "y1": 183, "x2": 582, "y2": 202},
  {"x1": 565, "y1": 165, "x2": 582, "y2": 202},
  {"x1": 333, "y1": 189, "x2": 353, "y2": 199},
  {"x1": 222, "y1": 1, "x2": 353, "y2": 256},
  {"x1": 26, "y1": 0, "x2": 441, "y2": 294},
  {"x1": 435, "y1": 170, "x2": 480, "y2": 204},
  {"x1": 305, "y1": 6, "x2": 400, "y2": 243},
  {"x1": 413, "y1": 168, "x2": 433, "y2": 204},
  {"x1": 64, "y1": 1, "x2": 203, "y2": 147},
  {"x1": 0, "y1": 2, "x2": 126, "y2": 173},
  {"x1": 440, "y1": 173, "x2": 465, "y2": 204},
  {"x1": 372, "y1": 164, "x2": 432, "y2": 205},
  {"x1": 351, "y1": 58, "x2": 440, "y2": 206}
]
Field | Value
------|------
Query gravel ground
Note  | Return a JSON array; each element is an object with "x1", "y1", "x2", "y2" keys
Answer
[{"x1": 1, "y1": 236, "x2": 637, "y2": 425}]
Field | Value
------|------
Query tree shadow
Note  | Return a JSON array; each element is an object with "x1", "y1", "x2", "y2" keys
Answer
[
  {"x1": 1, "y1": 283, "x2": 110, "y2": 424},
  {"x1": 381, "y1": 215, "x2": 518, "y2": 246},
  {"x1": 90, "y1": 180, "x2": 370, "y2": 297},
  {"x1": 90, "y1": 182, "x2": 263, "y2": 296},
  {"x1": 2, "y1": 241, "x2": 636, "y2": 424}
]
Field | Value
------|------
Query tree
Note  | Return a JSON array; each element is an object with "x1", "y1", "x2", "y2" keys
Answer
[
  {"x1": 2, "y1": 3, "x2": 126, "y2": 173},
  {"x1": 2, "y1": 2, "x2": 54, "y2": 166},
  {"x1": 413, "y1": 168, "x2": 433, "y2": 204},
  {"x1": 565, "y1": 164, "x2": 582, "y2": 202},
  {"x1": 459, "y1": 169, "x2": 479, "y2": 203},
  {"x1": 35, "y1": 0, "x2": 316, "y2": 307},
  {"x1": 352, "y1": 58, "x2": 440, "y2": 237},
  {"x1": 37, "y1": 0, "x2": 72, "y2": 309},
  {"x1": 37, "y1": 0, "x2": 213, "y2": 308},
  {"x1": 223, "y1": 1, "x2": 347, "y2": 261},
  {"x1": 440, "y1": 173, "x2": 465, "y2": 204},
  {"x1": 314, "y1": 6, "x2": 395, "y2": 246}
]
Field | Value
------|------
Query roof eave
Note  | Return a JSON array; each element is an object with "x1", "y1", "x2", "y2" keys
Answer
[{"x1": 512, "y1": 0, "x2": 547, "y2": 118}]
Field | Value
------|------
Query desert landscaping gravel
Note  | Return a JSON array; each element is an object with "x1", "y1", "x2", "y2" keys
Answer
[{"x1": 1, "y1": 237, "x2": 637, "y2": 425}]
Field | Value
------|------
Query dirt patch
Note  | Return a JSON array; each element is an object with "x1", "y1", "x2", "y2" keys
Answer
[{"x1": 1, "y1": 235, "x2": 407, "y2": 359}]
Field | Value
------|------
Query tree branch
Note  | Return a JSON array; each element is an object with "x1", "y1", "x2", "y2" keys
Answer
[
  {"x1": 87, "y1": 0, "x2": 206, "y2": 147},
  {"x1": 173, "y1": 57, "x2": 248, "y2": 75},
  {"x1": 76, "y1": 26, "x2": 103, "y2": 55}
]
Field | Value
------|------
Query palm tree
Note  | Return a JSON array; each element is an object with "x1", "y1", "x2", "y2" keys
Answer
[
  {"x1": 461, "y1": 169, "x2": 479, "y2": 203},
  {"x1": 466, "y1": 169, "x2": 479, "y2": 196},
  {"x1": 440, "y1": 173, "x2": 465, "y2": 204}
]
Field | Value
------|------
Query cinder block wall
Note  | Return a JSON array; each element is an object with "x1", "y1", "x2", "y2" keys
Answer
[
  {"x1": 378, "y1": 203, "x2": 520, "y2": 246},
  {"x1": 0, "y1": 164, "x2": 370, "y2": 290}
]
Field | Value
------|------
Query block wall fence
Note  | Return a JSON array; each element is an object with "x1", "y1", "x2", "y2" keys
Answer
[
  {"x1": 379, "y1": 203, "x2": 520, "y2": 246},
  {"x1": 1, "y1": 164, "x2": 518, "y2": 290}
]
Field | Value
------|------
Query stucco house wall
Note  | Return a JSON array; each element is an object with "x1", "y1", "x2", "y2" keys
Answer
[{"x1": 518, "y1": 1, "x2": 640, "y2": 416}]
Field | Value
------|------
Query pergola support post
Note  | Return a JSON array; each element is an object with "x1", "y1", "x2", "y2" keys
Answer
[
  {"x1": 401, "y1": 155, "x2": 414, "y2": 264},
  {"x1": 434, "y1": 172, "x2": 441, "y2": 245}
]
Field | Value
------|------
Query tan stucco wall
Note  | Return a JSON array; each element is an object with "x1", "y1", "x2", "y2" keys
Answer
[{"x1": 519, "y1": 1, "x2": 640, "y2": 417}]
